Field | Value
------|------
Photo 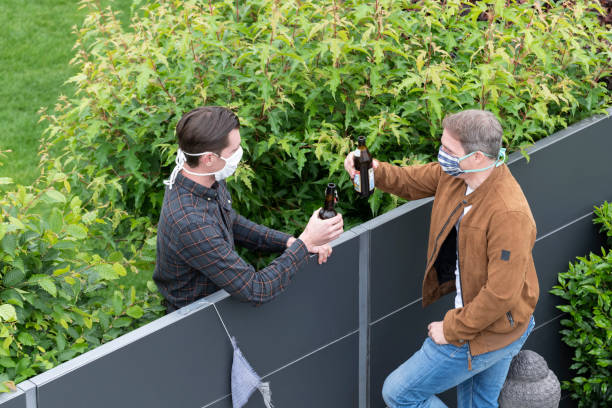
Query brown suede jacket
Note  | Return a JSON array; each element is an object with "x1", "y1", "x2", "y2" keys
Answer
[{"x1": 375, "y1": 161, "x2": 539, "y2": 362}]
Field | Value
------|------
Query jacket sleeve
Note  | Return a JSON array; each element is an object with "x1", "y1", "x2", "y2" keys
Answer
[
  {"x1": 374, "y1": 161, "x2": 441, "y2": 200},
  {"x1": 442, "y1": 210, "x2": 536, "y2": 342}
]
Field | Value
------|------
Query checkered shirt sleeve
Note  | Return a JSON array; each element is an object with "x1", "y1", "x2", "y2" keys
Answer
[
  {"x1": 176, "y1": 213, "x2": 309, "y2": 305},
  {"x1": 231, "y1": 212, "x2": 292, "y2": 253}
]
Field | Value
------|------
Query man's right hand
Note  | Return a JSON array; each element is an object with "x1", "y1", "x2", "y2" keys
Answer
[
  {"x1": 344, "y1": 150, "x2": 379, "y2": 180},
  {"x1": 299, "y1": 209, "x2": 344, "y2": 252}
]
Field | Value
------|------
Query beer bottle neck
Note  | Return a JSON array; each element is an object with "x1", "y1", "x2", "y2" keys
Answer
[{"x1": 324, "y1": 193, "x2": 335, "y2": 210}]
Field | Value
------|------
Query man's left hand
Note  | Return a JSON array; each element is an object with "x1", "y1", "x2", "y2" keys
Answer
[
  {"x1": 427, "y1": 321, "x2": 448, "y2": 345},
  {"x1": 311, "y1": 244, "x2": 333, "y2": 264},
  {"x1": 287, "y1": 238, "x2": 333, "y2": 264}
]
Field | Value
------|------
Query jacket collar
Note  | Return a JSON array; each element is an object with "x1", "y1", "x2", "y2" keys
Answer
[{"x1": 462, "y1": 164, "x2": 507, "y2": 206}]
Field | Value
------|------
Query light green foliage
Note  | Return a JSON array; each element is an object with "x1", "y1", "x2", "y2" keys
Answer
[
  {"x1": 551, "y1": 202, "x2": 612, "y2": 406},
  {"x1": 0, "y1": 155, "x2": 164, "y2": 391},
  {"x1": 41, "y1": 0, "x2": 611, "y2": 237}
]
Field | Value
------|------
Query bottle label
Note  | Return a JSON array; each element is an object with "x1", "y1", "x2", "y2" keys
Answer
[
  {"x1": 353, "y1": 171, "x2": 361, "y2": 193},
  {"x1": 368, "y1": 167, "x2": 375, "y2": 191}
]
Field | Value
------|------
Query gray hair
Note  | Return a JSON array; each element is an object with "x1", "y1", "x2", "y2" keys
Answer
[{"x1": 442, "y1": 110, "x2": 503, "y2": 157}]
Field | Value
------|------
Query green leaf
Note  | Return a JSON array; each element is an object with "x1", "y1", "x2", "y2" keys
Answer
[
  {"x1": 38, "y1": 277, "x2": 57, "y2": 297},
  {"x1": 65, "y1": 224, "x2": 88, "y2": 240},
  {"x1": 112, "y1": 317, "x2": 132, "y2": 328},
  {"x1": 0, "y1": 305, "x2": 17, "y2": 322},
  {"x1": 3, "y1": 269, "x2": 25, "y2": 287},
  {"x1": 44, "y1": 190, "x2": 66, "y2": 203},
  {"x1": 94, "y1": 264, "x2": 118, "y2": 281},
  {"x1": 7, "y1": 217, "x2": 25, "y2": 231},
  {"x1": 17, "y1": 332, "x2": 36, "y2": 347},
  {"x1": 0, "y1": 358, "x2": 16, "y2": 368},
  {"x1": 2, "y1": 234, "x2": 17, "y2": 255},
  {"x1": 0, "y1": 178, "x2": 13, "y2": 185},
  {"x1": 126, "y1": 305, "x2": 144, "y2": 319},
  {"x1": 147, "y1": 280, "x2": 158, "y2": 293},
  {"x1": 112, "y1": 263, "x2": 127, "y2": 277},
  {"x1": 48, "y1": 208, "x2": 64, "y2": 234}
]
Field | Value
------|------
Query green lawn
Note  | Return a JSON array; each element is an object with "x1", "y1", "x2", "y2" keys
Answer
[{"x1": 0, "y1": 0, "x2": 133, "y2": 186}]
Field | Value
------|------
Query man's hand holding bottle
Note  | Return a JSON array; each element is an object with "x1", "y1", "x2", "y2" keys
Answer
[
  {"x1": 344, "y1": 136, "x2": 378, "y2": 198},
  {"x1": 294, "y1": 209, "x2": 343, "y2": 265},
  {"x1": 344, "y1": 151, "x2": 379, "y2": 180}
]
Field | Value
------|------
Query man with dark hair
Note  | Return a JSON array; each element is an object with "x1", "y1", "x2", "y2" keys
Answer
[
  {"x1": 155, "y1": 106, "x2": 343, "y2": 312},
  {"x1": 345, "y1": 110, "x2": 539, "y2": 407}
]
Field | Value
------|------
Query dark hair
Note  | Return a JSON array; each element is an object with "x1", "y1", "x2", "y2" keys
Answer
[{"x1": 175, "y1": 106, "x2": 240, "y2": 167}]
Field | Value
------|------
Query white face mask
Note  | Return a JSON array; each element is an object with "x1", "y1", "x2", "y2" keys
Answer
[{"x1": 164, "y1": 146, "x2": 243, "y2": 189}]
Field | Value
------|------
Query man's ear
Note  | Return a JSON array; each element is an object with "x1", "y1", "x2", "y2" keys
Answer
[{"x1": 200, "y1": 153, "x2": 214, "y2": 167}]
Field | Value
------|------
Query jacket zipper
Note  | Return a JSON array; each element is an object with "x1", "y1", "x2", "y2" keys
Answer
[
  {"x1": 426, "y1": 200, "x2": 468, "y2": 269},
  {"x1": 506, "y1": 311, "x2": 515, "y2": 327},
  {"x1": 456, "y1": 207, "x2": 473, "y2": 371}
]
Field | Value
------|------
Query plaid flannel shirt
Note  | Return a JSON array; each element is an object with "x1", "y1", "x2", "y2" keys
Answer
[{"x1": 153, "y1": 173, "x2": 309, "y2": 311}]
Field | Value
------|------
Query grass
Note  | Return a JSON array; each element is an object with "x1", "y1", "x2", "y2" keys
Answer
[
  {"x1": 0, "y1": 0, "x2": 133, "y2": 186},
  {"x1": 0, "y1": 0, "x2": 154, "y2": 296}
]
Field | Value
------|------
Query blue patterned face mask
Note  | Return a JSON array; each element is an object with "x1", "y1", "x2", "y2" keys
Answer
[{"x1": 438, "y1": 147, "x2": 506, "y2": 177}]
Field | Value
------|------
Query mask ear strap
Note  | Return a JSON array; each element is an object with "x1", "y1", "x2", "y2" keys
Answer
[
  {"x1": 164, "y1": 148, "x2": 187, "y2": 190},
  {"x1": 163, "y1": 149, "x2": 217, "y2": 189},
  {"x1": 495, "y1": 148, "x2": 507, "y2": 167}
]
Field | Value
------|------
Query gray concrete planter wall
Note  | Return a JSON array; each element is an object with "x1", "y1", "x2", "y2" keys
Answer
[{"x1": 2, "y1": 108, "x2": 610, "y2": 408}]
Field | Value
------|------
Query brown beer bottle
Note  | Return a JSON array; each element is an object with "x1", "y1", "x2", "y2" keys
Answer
[
  {"x1": 353, "y1": 136, "x2": 375, "y2": 198},
  {"x1": 319, "y1": 183, "x2": 339, "y2": 220}
]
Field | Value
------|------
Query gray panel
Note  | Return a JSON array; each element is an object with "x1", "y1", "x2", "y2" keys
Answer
[
  {"x1": 369, "y1": 293, "x2": 455, "y2": 408},
  {"x1": 215, "y1": 235, "x2": 359, "y2": 375},
  {"x1": 0, "y1": 389, "x2": 26, "y2": 408},
  {"x1": 35, "y1": 306, "x2": 232, "y2": 408},
  {"x1": 508, "y1": 111, "x2": 612, "y2": 238},
  {"x1": 369, "y1": 201, "x2": 432, "y2": 321},
  {"x1": 532, "y1": 213, "x2": 601, "y2": 325},
  {"x1": 208, "y1": 333, "x2": 359, "y2": 408}
]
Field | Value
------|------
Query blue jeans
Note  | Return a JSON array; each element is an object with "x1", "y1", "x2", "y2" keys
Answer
[{"x1": 382, "y1": 316, "x2": 535, "y2": 408}]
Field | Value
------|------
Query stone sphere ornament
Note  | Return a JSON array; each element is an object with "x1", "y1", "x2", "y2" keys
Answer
[{"x1": 498, "y1": 350, "x2": 561, "y2": 408}]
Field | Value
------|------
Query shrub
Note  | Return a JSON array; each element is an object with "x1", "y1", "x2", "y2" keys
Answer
[
  {"x1": 41, "y1": 0, "x2": 612, "y2": 237},
  {"x1": 551, "y1": 202, "x2": 612, "y2": 407},
  {"x1": 594, "y1": 201, "x2": 612, "y2": 248},
  {"x1": 0, "y1": 167, "x2": 164, "y2": 392}
]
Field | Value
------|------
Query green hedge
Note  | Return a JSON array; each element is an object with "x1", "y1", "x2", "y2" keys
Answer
[
  {"x1": 551, "y1": 202, "x2": 612, "y2": 407},
  {"x1": 0, "y1": 159, "x2": 164, "y2": 392},
  {"x1": 41, "y1": 0, "x2": 611, "y2": 235}
]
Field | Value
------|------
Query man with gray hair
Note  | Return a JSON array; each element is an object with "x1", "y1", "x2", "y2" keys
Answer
[{"x1": 344, "y1": 110, "x2": 539, "y2": 407}]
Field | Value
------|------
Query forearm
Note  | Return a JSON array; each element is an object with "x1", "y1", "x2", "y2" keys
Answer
[
  {"x1": 374, "y1": 161, "x2": 440, "y2": 200},
  {"x1": 235, "y1": 239, "x2": 309, "y2": 305},
  {"x1": 233, "y1": 213, "x2": 292, "y2": 252}
]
